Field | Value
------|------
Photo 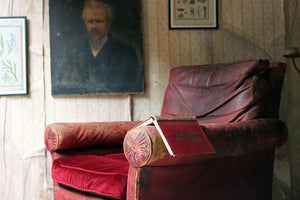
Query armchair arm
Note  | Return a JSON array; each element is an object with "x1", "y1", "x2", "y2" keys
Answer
[
  {"x1": 124, "y1": 118, "x2": 287, "y2": 167},
  {"x1": 45, "y1": 121, "x2": 140, "y2": 152}
]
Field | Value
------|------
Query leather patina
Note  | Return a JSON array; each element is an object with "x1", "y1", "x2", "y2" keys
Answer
[{"x1": 45, "y1": 60, "x2": 287, "y2": 200}]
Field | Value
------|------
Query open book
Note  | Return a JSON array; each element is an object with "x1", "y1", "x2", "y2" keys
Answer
[{"x1": 135, "y1": 115, "x2": 215, "y2": 157}]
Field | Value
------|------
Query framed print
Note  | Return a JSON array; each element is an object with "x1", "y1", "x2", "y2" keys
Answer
[
  {"x1": 169, "y1": 0, "x2": 218, "y2": 29},
  {"x1": 49, "y1": 0, "x2": 144, "y2": 95},
  {"x1": 0, "y1": 16, "x2": 28, "y2": 95}
]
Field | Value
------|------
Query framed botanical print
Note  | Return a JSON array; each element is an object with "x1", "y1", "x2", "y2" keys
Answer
[
  {"x1": 49, "y1": 0, "x2": 144, "y2": 95},
  {"x1": 169, "y1": 0, "x2": 218, "y2": 29},
  {"x1": 0, "y1": 16, "x2": 28, "y2": 95}
]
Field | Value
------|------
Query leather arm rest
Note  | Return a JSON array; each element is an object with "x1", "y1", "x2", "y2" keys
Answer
[
  {"x1": 44, "y1": 121, "x2": 140, "y2": 152},
  {"x1": 123, "y1": 118, "x2": 287, "y2": 167}
]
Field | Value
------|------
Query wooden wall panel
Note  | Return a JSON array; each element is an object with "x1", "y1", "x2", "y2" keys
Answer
[
  {"x1": 284, "y1": 1, "x2": 300, "y2": 199},
  {"x1": 133, "y1": 0, "x2": 286, "y2": 121}
]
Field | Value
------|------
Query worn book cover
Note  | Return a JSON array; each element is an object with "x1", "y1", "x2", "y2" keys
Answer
[{"x1": 135, "y1": 116, "x2": 215, "y2": 156}]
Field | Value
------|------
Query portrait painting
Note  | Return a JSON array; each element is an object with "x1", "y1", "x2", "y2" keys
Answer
[{"x1": 49, "y1": 0, "x2": 144, "y2": 95}]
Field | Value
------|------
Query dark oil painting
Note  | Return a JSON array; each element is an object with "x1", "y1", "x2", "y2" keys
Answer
[{"x1": 49, "y1": 0, "x2": 144, "y2": 95}]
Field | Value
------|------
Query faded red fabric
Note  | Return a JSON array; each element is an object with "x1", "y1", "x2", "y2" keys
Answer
[
  {"x1": 53, "y1": 181, "x2": 108, "y2": 200},
  {"x1": 161, "y1": 60, "x2": 270, "y2": 123},
  {"x1": 45, "y1": 60, "x2": 287, "y2": 200},
  {"x1": 134, "y1": 150, "x2": 275, "y2": 200},
  {"x1": 44, "y1": 121, "x2": 139, "y2": 152},
  {"x1": 52, "y1": 154, "x2": 129, "y2": 200},
  {"x1": 124, "y1": 119, "x2": 287, "y2": 167},
  {"x1": 50, "y1": 147, "x2": 124, "y2": 161},
  {"x1": 123, "y1": 127, "x2": 152, "y2": 167}
]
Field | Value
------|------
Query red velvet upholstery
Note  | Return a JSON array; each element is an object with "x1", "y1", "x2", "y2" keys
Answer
[
  {"x1": 52, "y1": 154, "x2": 128, "y2": 200},
  {"x1": 45, "y1": 60, "x2": 287, "y2": 200}
]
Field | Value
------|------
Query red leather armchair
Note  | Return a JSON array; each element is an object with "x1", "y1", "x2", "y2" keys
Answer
[{"x1": 45, "y1": 60, "x2": 287, "y2": 200}]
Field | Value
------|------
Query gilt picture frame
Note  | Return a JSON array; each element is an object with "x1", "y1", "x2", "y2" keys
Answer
[
  {"x1": 169, "y1": 0, "x2": 218, "y2": 29},
  {"x1": 0, "y1": 16, "x2": 28, "y2": 96}
]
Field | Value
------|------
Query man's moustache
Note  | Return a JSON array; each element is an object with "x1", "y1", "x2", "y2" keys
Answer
[
  {"x1": 90, "y1": 29, "x2": 104, "y2": 36},
  {"x1": 90, "y1": 29, "x2": 100, "y2": 33}
]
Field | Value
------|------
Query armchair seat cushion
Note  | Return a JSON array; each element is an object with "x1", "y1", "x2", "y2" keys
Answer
[{"x1": 52, "y1": 153, "x2": 129, "y2": 200}]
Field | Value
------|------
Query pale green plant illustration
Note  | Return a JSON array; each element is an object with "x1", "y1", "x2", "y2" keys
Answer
[
  {"x1": 0, "y1": 34, "x2": 3, "y2": 56},
  {"x1": 1, "y1": 60, "x2": 18, "y2": 82},
  {"x1": 7, "y1": 33, "x2": 16, "y2": 55}
]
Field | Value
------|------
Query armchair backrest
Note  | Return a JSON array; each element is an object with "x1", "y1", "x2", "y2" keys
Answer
[{"x1": 161, "y1": 60, "x2": 286, "y2": 124}]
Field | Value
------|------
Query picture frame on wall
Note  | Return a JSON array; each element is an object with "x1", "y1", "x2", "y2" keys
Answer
[
  {"x1": 169, "y1": 0, "x2": 218, "y2": 29},
  {"x1": 0, "y1": 16, "x2": 28, "y2": 96},
  {"x1": 49, "y1": 0, "x2": 144, "y2": 96}
]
